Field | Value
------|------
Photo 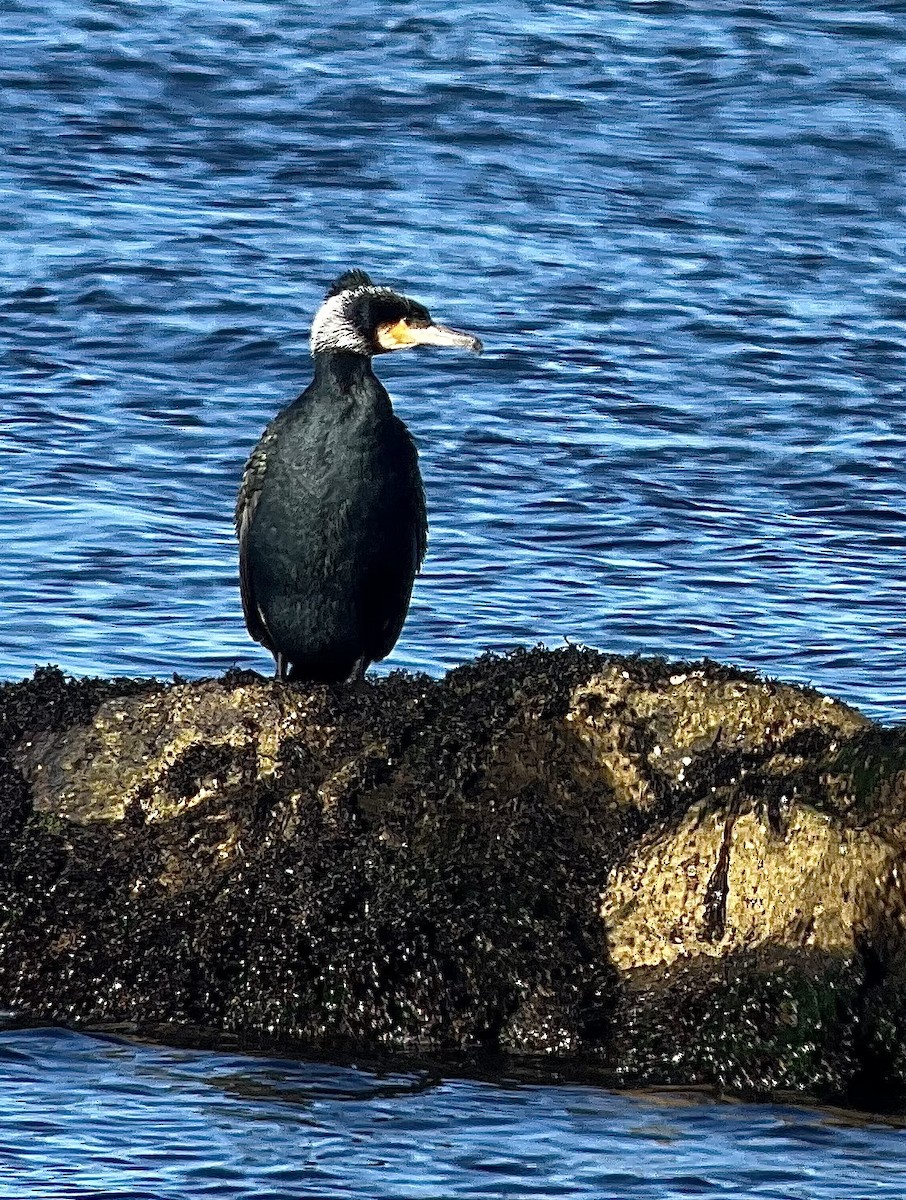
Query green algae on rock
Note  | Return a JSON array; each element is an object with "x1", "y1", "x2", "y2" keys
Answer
[{"x1": 1, "y1": 649, "x2": 905, "y2": 1109}]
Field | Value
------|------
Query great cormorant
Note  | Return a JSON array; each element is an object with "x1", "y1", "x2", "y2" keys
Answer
[{"x1": 235, "y1": 269, "x2": 482, "y2": 682}]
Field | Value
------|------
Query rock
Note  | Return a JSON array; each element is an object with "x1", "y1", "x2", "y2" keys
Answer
[
  {"x1": 603, "y1": 799, "x2": 896, "y2": 971},
  {"x1": 1, "y1": 649, "x2": 906, "y2": 1109}
]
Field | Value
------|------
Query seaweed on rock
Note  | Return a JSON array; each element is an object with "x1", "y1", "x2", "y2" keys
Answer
[{"x1": 1, "y1": 648, "x2": 905, "y2": 1109}]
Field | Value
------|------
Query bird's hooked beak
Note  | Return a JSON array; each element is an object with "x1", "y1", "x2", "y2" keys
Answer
[{"x1": 376, "y1": 319, "x2": 483, "y2": 354}]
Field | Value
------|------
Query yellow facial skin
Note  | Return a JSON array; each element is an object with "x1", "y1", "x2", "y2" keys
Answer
[{"x1": 375, "y1": 319, "x2": 483, "y2": 354}]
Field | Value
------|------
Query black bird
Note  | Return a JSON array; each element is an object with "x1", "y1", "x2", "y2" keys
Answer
[{"x1": 235, "y1": 269, "x2": 482, "y2": 682}]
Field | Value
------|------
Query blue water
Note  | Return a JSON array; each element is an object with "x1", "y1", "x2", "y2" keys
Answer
[
  {"x1": 3, "y1": 1, "x2": 906, "y2": 1193},
  {"x1": 2, "y1": 1, "x2": 906, "y2": 718},
  {"x1": 3, "y1": 1027, "x2": 906, "y2": 1200}
]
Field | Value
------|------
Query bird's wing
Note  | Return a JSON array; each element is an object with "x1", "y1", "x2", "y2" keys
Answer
[
  {"x1": 393, "y1": 416, "x2": 428, "y2": 572},
  {"x1": 235, "y1": 419, "x2": 281, "y2": 652},
  {"x1": 368, "y1": 417, "x2": 428, "y2": 663}
]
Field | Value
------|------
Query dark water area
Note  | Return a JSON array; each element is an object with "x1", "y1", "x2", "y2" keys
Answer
[
  {"x1": 2, "y1": 0, "x2": 906, "y2": 718},
  {"x1": 3, "y1": 1026, "x2": 906, "y2": 1200},
  {"x1": 3, "y1": 2, "x2": 906, "y2": 1194}
]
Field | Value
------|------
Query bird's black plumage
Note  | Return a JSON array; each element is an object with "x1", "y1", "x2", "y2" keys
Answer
[{"x1": 235, "y1": 270, "x2": 481, "y2": 682}]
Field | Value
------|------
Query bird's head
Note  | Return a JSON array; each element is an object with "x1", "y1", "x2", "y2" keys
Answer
[{"x1": 310, "y1": 269, "x2": 483, "y2": 358}]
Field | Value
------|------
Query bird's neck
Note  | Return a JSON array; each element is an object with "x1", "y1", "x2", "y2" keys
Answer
[{"x1": 311, "y1": 351, "x2": 378, "y2": 393}]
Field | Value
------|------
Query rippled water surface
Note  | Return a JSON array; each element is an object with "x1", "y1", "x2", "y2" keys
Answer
[
  {"x1": 3, "y1": 1027, "x2": 906, "y2": 1200},
  {"x1": 3, "y1": 4, "x2": 906, "y2": 1191},
  {"x1": 2, "y1": 0, "x2": 905, "y2": 717}
]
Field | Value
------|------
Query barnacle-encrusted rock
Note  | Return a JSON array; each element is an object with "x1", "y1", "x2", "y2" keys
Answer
[{"x1": 2, "y1": 649, "x2": 906, "y2": 1110}]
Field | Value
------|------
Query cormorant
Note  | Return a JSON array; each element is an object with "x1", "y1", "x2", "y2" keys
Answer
[{"x1": 235, "y1": 269, "x2": 482, "y2": 682}]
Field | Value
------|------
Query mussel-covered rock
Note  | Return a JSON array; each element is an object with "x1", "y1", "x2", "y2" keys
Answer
[{"x1": 1, "y1": 649, "x2": 905, "y2": 1110}]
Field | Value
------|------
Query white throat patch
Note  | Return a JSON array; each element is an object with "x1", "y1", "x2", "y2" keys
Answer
[{"x1": 309, "y1": 285, "x2": 397, "y2": 356}]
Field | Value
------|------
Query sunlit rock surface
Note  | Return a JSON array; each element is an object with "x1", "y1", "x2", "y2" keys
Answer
[{"x1": 2, "y1": 648, "x2": 906, "y2": 1109}]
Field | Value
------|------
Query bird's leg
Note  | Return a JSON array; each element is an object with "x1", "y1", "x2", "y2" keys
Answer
[
  {"x1": 275, "y1": 652, "x2": 289, "y2": 681},
  {"x1": 345, "y1": 657, "x2": 368, "y2": 683}
]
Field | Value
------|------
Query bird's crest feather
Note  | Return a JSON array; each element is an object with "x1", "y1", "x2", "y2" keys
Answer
[{"x1": 325, "y1": 269, "x2": 373, "y2": 298}]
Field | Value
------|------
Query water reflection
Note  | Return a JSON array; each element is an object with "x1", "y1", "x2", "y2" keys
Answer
[{"x1": 3, "y1": 1027, "x2": 906, "y2": 1199}]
